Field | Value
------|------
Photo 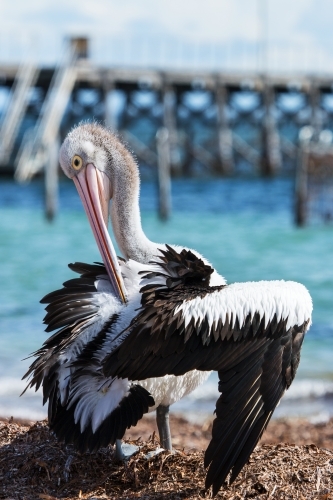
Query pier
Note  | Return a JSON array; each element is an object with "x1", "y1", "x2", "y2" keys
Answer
[{"x1": 1, "y1": 38, "x2": 333, "y2": 223}]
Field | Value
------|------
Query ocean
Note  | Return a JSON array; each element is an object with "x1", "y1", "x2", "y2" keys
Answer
[{"x1": 0, "y1": 176, "x2": 333, "y2": 422}]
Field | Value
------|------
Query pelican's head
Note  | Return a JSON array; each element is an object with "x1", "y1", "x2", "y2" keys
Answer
[{"x1": 59, "y1": 123, "x2": 131, "y2": 303}]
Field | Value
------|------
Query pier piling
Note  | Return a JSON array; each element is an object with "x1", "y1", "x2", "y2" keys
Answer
[
  {"x1": 216, "y1": 83, "x2": 234, "y2": 175},
  {"x1": 295, "y1": 134, "x2": 309, "y2": 226},
  {"x1": 156, "y1": 127, "x2": 171, "y2": 221},
  {"x1": 45, "y1": 138, "x2": 59, "y2": 222},
  {"x1": 261, "y1": 83, "x2": 281, "y2": 176}
]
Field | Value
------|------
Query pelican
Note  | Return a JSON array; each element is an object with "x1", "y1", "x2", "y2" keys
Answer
[{"x1": 24, "y1": 123, "x2": 312, "y2": 495}]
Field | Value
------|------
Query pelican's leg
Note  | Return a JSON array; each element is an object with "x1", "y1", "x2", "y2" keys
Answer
[
  {"x1": 115, "y1": 439, "x2": 139, "y2": 461},
  {"x1": 156, "y1": 404, "x2": 172, "y2": 450}
]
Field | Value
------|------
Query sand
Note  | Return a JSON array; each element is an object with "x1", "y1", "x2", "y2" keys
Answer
[{"x1": 1, "y1": 415, "x2": 333, "y2": 499}]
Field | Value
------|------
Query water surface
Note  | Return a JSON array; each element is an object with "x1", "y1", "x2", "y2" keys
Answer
[{"x1": 0, "y1": 177, "x2": 332, "y2": 421}]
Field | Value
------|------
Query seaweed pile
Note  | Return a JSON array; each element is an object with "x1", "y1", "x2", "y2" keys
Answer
[{"x1": 1, "y1": 419, "x2": 333, "y2": 499}]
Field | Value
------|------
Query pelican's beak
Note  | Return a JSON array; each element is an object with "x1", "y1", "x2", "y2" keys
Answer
[{"x1": 73, "y1": 163, "x2": 127, "y2": 304}]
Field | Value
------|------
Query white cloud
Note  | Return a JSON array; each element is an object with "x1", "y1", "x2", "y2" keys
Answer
[
  {"x1": 0, "y1": 0, "x2": 332, "y2": 72},
  {"x1": 268, "y1": 0, "x2": 314, "y2": 43},
  {"x1": 0, "y1": 0, "x2": 283, "y2": 42}
]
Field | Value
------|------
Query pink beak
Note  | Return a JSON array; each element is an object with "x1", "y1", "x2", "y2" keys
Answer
[{"x1": 73, "y1": 164, "x2": 127, "y2": 304}]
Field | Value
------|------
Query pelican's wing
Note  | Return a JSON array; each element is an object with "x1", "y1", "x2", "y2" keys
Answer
[
  {"x1": 103, "y1": 247, "x2": 312, "y2": 380},
  {"x1": 103, "y1": 247, "x2": 312, "y2": 491},
  {"x1": 23, "y1": 262, "x2": 118, "y2": 404},
  {"x1": 23, "y1": 261, "x2": 154, "y2": 452},
  {"x1": 204, "y1": 317, "x2": 307, "y2": 494}
]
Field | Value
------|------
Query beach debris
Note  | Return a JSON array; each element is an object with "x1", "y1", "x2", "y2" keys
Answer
[
  {"x1": 115, "y1": 441, "x2": 140, "y2": 461},
  {"x1": 1, "y1": 418, "x2": 333, "y2": 499},
  {"x1": 64, "y1": 454, "x2": 74, "y2": 482}
]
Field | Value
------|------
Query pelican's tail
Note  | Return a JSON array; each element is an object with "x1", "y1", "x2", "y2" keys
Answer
[{"x1": 49, "y1": 373, "x2": 154, "y2": 453}]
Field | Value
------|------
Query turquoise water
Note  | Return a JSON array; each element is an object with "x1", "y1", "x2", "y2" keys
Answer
[{"x1": 0, "y1": 177, "x2": 333, "y2": 421}]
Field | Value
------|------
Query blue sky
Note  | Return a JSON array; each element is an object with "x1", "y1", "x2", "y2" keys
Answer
[{"x1": 0, "y1": 0, "x2": 332, "y2": 72}]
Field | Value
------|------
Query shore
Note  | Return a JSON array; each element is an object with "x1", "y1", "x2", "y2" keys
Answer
[
  {"x1": 123, "y1": 413, "x2": 333, "y2": 452},
  {"x1": 1, "y1": 415, "x2": 333, "y2": 499}
]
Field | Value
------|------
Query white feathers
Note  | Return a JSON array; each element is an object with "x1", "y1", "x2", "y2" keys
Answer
[
  {"x1": 42, "y1": 274, "x2": 125, "y2": 409},
  {"x1": 176, "y1": 280, "x2": 312, "y2": 335},
  {"x1": 60, "y1": 288, "x2": 123, "y2": 364},
  {"x1": 31, "y1": 248, "x2": 312, "y2": 442},
  {"x1": 60, "y1": 256, "x2": 214, "y2": 433},
  {"x1": 95, "y1": 275, "x2": 114, "y2": 293},
  {"x1": 57, "y1": 362, "x2": 71, "y2": 405},
  {"x1": 69, "y1": 374, "x2": 130, "y2": 433},
  {"x1": 137, "y1": 371, "x2": 211, "y2": 410}
]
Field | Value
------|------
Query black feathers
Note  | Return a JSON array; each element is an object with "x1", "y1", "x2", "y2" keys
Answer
[
  {"x1": 22, "y1": 262, "x2": 108, "y2": 398},
  {"x1": 100, "y1": 247, "x2": 310, "y2": 495},
  {"x1": 140, "y1": 244, "x2": 215, "y2": 289},
  {"x1": 22, "y1": 246, "x2": 311, "y2": 496},
  {"x1": 49, "y1": 384, "x2": 154, "y2": 453},
  {"x1": 23, "y1": 260, "x2": 155, "y2": 456},
  {"x1": 103, "y1": 247, "x2": 225, "y2": 378},
  {"x1": 204, "y1": 322, "x2": 308, "y2": 494}
]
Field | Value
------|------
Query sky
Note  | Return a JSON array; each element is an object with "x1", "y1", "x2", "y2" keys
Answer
[{"x1": 0, "y1": 0, "x2": 332, "y2": 73}]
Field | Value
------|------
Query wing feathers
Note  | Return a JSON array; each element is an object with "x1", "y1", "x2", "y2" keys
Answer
[
  {"x1": 24, "y1": 246, "x2": 312, "y2": 496},
  {"x1": 229, "y1": 411, "x2": 272, "y2": 484},
  {"x1": 50, "y1": 384, "x2": 154, "y2": 453},
  {"x1": 204, "y1": 324, "x2": 308, "y2": 494},
  {"x1": 100, "y1": 258, "x2": 310, "y2": 495}
]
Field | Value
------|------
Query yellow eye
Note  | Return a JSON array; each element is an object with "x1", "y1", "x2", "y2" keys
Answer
[{"x1": 72, "y1": 155, "x2": 83, "y2": 170}]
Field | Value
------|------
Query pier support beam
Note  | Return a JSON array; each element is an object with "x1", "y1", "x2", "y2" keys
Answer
[
  {"x1": 261, "y1": 83, "x2": 281, "y2": 176},
  {"x1": 295, "y1": 127, "x2": 312, "y2": 226},
  {"x1": 44, "y1": 138, "x2": 59, "y2": 222},
  {"x1": 103, "y1": 76, "x2": 116, "y2": 130},
  {"x1": 156, "y1": 127, "x2": 171, "y2": 221},
  {"x1": 309, "y1": 82, "x2": 322, "y2": 141},
  {"x1": 162, "y1": 84, "x2": 181, "y2": 176},
  {"x1": 295, "y1": 147, "x2": 308, "y2": 226},
  {"x1": 216, "y1": 83, "x2": 234, "y2": 175}
]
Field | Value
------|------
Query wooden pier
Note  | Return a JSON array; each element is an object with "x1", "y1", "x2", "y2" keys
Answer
[
  {"x1": 296, "y1": 127, "x2": 333, "y2": 225},
  {"x1": 1, "y1": 38, "x2": 333, "y2": 222}
]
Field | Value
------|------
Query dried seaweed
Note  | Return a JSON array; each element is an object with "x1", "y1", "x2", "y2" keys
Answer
[{"x1": 1, "y1": 418, "x2": 333, "y2": 499}]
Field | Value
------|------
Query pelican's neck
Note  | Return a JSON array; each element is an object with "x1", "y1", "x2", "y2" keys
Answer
[{"x1": 110, "y1": 155, "x2": 160, "y2": 264}]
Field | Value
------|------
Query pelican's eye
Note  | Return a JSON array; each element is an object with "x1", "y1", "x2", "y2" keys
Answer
[{"x1": 72, "y1": 155, "x2": 83, "y2": 170}]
